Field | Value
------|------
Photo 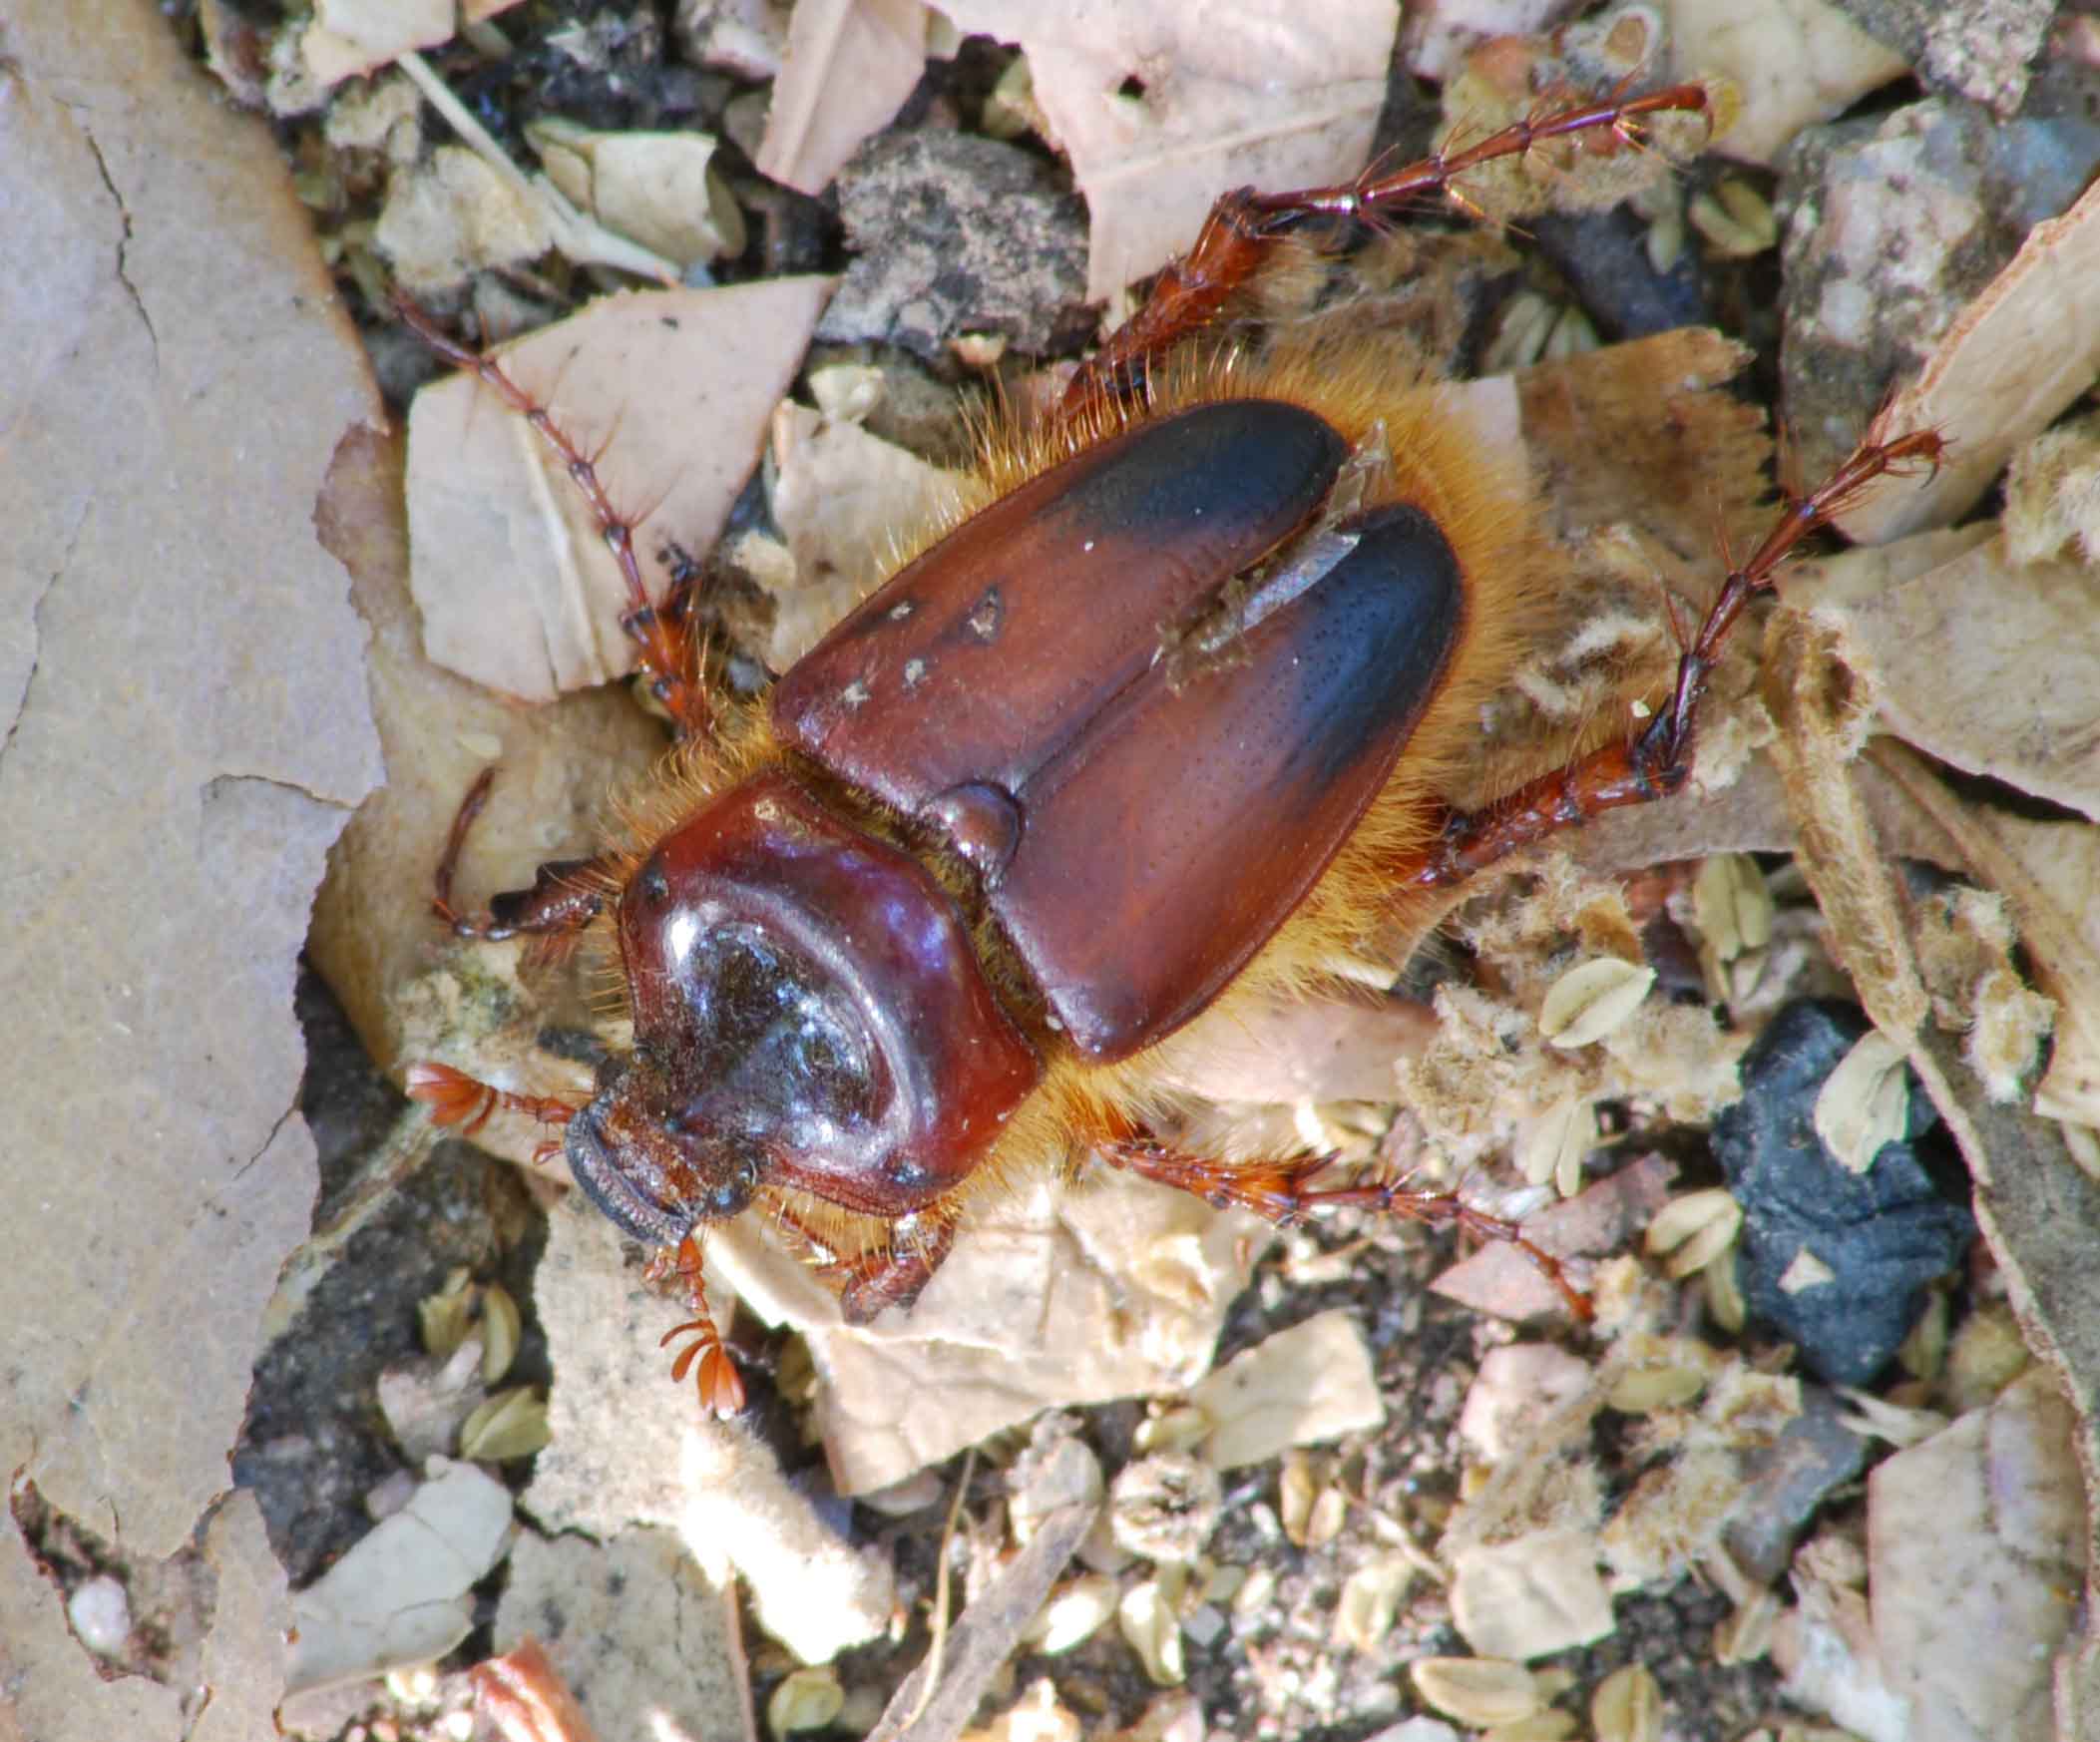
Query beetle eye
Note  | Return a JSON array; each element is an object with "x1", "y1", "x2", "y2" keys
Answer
[{"x1": 707, "y1": 1173, "x2": 752, "y2": 1218}]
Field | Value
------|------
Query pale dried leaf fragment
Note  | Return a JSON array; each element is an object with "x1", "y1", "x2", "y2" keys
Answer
[
  {"x1": 1118, "y1": 1581, "x2": 1186, "y2": 1687},
  {"x1": 1867, "y1": 1369, "x2": 2083, "y2": 1742},
  {"x1": 1187, "y1": 1309, "x2": 1385, "y2": 1470},
  {"x1": 1334, "y1": 1554, "x2": 1417, "y2": 1651},
  {"x1": 932, "y1": 0, "x2": 1398, "y2": 301},
  {"x1": 481, "y1": 1282, "x2": 523, "y2": 1383},
  {"x1": 1539, "y1": 958, "x2": 1656, "y2": 1048},
  {"x1": 1518, "y1": 1092, "x2": 1597, "y2": 1194},
  {"x1": 1693, "y1": 854, "x2": 1774, "y2": 959},
  {"x1": 1797, "y1": 528, "x2": 2100, "y2": 823},
  {"x1": 1589, "y1": 1663, "x2": 1663, "y2": 1742},
  {"x1": 768, "y1": 1667, "x2": 844, "y2": 1736},
  {"x1": 405, "y1": 279, "x2": 835, "y2": 700},
  {"x1": 764, "y1": 401, "x2": 961, "y2": 670},
  {"x1": 529, "y1": 120, "x2": 747, "y2": 267},
  {"x1": 288, "y1": 1462, "x2": 516, "y2": 1691},
  {"x1": 375, "y1": 144, "x2": 556, "y2": 292},
  {"x1": 1606, "y1": 1363, "x2": 1708, "y2": 1414},
  {"x1": 302, "y1": 0, "x2": 452, "y2": 88},
  {"x1": 1687, "y1": 179, "x2": 1779, "y2": 258},
  {"x1": 1777, "y1": 1247, "x2": 1838, "y2": 1294},
  {"x1": 419, "y1": 1267, "x2": 477, "y2": 1358},
  {"x1": 1660, "y1": 0, "x2": 1908, "y2": 165},
  {"x1": 1644, "y1": 1188, "x2": 1743, "y2": 1280},
  {"x1": 460, "y1": 1387, "x2": 552, "y2": 1462},
  {"x1": 1412, "y1": 1657, "x2": 1545, "y2": 1726},
  {"x1": 756, "y1": 0, "x2": 931, "y2": 196},
  {"x1": 1448, "y1": 1530, "x2": 1615, "y2": 1661},
  {"x1": 1813, "y1": 1029, "x2": 1911, "y2": 1173},
  {"x1": 1024, "y1": 1575, "x2": 1118, "y2": 1654},
  {"x1": 1836, "y1": 177, "x2": 2100, "y2": 543}
]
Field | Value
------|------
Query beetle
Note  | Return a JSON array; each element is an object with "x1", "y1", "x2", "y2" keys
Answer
[{"x1": 402, "y1": 78, "x2": 1938, "y2": 1415}]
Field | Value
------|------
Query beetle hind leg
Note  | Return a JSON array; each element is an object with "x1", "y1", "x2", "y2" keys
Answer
[{"x1": 1101, "y1": 1135, "x2": 1589, "y2": 1320}]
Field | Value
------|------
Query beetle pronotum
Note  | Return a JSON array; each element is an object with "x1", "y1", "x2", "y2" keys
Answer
[{"x1": 404, "y1": 78, "x2": 1937, "y2": 1415}]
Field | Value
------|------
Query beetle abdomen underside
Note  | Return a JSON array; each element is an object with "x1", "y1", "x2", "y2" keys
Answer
[{"x1": 775, "y1": 397, "x2": 1465, "y2": 1061}]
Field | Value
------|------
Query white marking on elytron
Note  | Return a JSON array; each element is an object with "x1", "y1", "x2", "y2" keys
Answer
[
  {"x1": 903, "y1": 657, "x2": 928, "y2": 688},
  {"x1": 1082, "y1": 540, "x2": 1095, "y2": 553},
  {"x1": 842, "y1": 678, "x2": 870, "y2": 709},
  {"x1": 888, "y1": 600, "x2": 916, "y2": 620}
]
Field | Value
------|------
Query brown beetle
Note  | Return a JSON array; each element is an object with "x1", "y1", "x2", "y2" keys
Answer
[{"x1": 404, "y1": 80, "x2": 1937, "y2": 1415}]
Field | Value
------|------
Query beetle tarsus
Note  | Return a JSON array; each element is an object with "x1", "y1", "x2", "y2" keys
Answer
[{"x1": 649, "y1": 1235, "x2": 747, "y2": 1415}]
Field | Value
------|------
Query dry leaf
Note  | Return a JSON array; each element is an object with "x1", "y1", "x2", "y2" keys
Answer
[
  {"x1": 404, "y1": 279, "x2": 835, "y2": 700},
  {"x1": 1836, "y1": 178, "x2": 2100, "y2": 543},
  {"x1": 1539, "y1": 958, "x2": 1657, "y2": 1048},
  {"x1": 1867, "y1": 1369, "x2": 2083, "y2": 1741},
  {"x1": 287, "y1": 1462, "x2": 515, "y2": 1691},
  {"x1": 1412, "y1": 1656, "x2": 1545, "y2": 1725},
  {"x1": 302, "y1": 0, "x2": 452, "y2": 88},
  {"x1": 1186, "y1": 1310, "x2": 1386, "y2": 1471},
  {"x1": 1660, "y1": 0, "x2": 1908, "y2": 165},
  {"x1": 754, "y1": 0, "x2": 931, "y2": 196},
  {"x1": 529, "y1": 120, "x2": 748, "y2": 268},
  {"x1": 1794, "y1": 529, "x2": 2100, "y2": 822},
  {"x1": 932, "y1": 0, "x2": 1397, "y2": 301}
]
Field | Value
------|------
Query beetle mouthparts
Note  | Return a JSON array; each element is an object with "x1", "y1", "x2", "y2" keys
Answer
[{"x1": 563, "y1": 1097, "x2": 704, "y2": 1248}]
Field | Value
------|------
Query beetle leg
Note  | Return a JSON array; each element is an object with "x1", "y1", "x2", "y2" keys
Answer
[
  {"x1": 647, "y1": 1234, "x2": 748, "y2": 1416},
  {"x1": 430, "y1": 766, "x2": 611, "y2": 946},
  {"x1": 1102, "y1": 1139, "x2": 1589, "y2": 1320},
  {"x1": 406, "y1": 1061, "x2": 579, "y2": 1161},
  {"x1": 833, "y1": 1212, "x2": 958, "y2": 1324},
  {"x1": 394, "y1": 296, "x2": 712, "y2": 737},
  {"x1": 1411, "y1": 427, "x2": 1946, "y2": 888},
  {"x1": 1064, "y1": 80, "x2": 1712, "y2": 413},
  {"x1": 765, "y1": 1199, "x2": 960, "y2": 1323}
]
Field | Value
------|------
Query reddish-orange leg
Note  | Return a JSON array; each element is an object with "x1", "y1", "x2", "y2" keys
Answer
[
  {"x1": 405, "y1": 1061, "x2": 579, "y2": 1165},
  {"x1": 1413, "y1": 427, "x2": 1946, "y2": 886},
  {"x1": 1103, "y1": 1139, "x2": 1591, "y2": 1320},
  {"x1": 394, "y1": 296, "x2": 711, "y2": 738},
  {"x1": 396, "y1": 301, "x2": 700, "y2": 942},
  {"x1": 1064, "y1": 79, "x2": 1713, "y2": 411},
  {"x1": 646, "y1": 1236, "x2": 747, "y2": 1416}
]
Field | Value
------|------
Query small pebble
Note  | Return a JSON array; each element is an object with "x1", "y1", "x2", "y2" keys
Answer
[{"x1": 67, "y1": 1575, "x2": 131, "y2": 1656}]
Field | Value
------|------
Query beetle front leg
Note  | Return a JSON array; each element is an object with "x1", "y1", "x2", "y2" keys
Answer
[
  {"x1": 1410, "y1": 427, "x2": 1945, "y2": 888},
  {"x1": 647, "y1": 1235, "x2": 747, "y2": 1416},
  {"x1": 1100, "y1": 1138, "x2": 1589, "y2": 1320},
  {"x1": 394, "y1": 296, "x2": 714, "y2": 738},
  {"x1": 405, "y1": 1061, "x2": 580, "y2": 1163},
  {"x1": 430, "y1": 765, "x2": 612, "y2": 944}
]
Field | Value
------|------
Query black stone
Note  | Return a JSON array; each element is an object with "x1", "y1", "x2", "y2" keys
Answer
[{"x1": 1711, "y1": 1000, "x2": 1974, "y2": 1385}]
